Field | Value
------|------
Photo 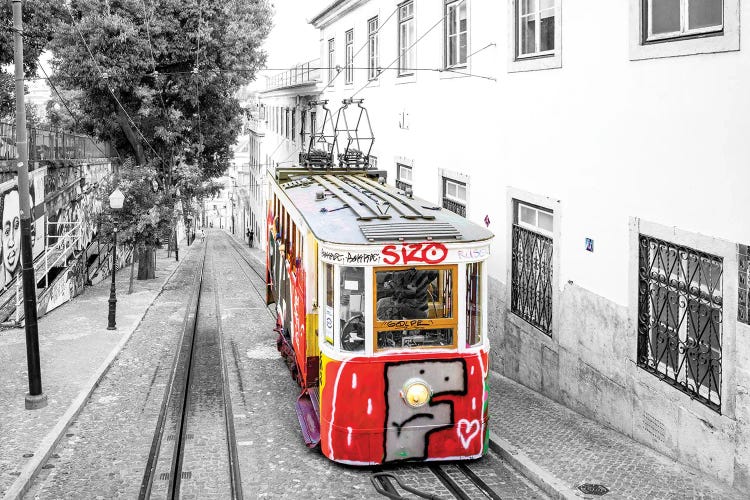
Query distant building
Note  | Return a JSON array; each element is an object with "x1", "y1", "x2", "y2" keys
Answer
[{"x1": 309, "y1": 0, "x2": 750, "y2": 493}]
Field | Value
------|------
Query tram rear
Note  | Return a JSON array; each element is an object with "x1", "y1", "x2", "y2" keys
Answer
[{"x1": 266, "y1": 168, "x2": 493, "y2": 465}]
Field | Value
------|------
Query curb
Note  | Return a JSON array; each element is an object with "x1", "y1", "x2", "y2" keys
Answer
[
  {"x1": 2, "y1": 245, "x2": 193, "y2": 500},
  {"x1": 489, "y1": 431, "x2": 582, "y2": 500}
]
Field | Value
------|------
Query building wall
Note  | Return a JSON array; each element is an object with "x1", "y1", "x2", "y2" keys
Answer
[{"x1": 312, "y1": 0, "x2": 750, "y2": 492}]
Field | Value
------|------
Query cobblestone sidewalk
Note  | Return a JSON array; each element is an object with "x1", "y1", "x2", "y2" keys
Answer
[
  {"x1": 487, "y1": 373, "x2": 745, "y2": 499},
  {"x1": 0, "y1": 242, "x2": 189, "y2": 499}
]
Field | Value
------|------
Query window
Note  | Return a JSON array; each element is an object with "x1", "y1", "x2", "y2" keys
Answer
[
  {"x1": 340, "y1": 266, "x2": 365, "y2": 351},
  {"x1": 511, "y1": 201, "x2": 553, "y2": 335},
  {"x1": 638, "y1": 235, "x2": 723, "y2": 412},
  {"x1": 630, "y1": 0, "x2": 738, "y2": 60},
  {"x1": 374, "y1": 266, "x2": 457, "y2": 350},
  {"x1": 442, "y1": 177, "x2": 466, "y2": 217},
  {"x1": 291, "y1": 108, "x2": 296, "y2": 143},
  {"x1": 345, "y1": 29, "x2": 354, "y2": 84},
  {"x1": 517, "y1": 0, "x2": 555, "y2": 58},
  {"x1": 300, "y1": 110, "x2": 307, "y2": 147},
  {"x1": 645, "y1": 0, "x2": 723, "y2": 42},
  {"x1": 324, "y1": 263, "x2": 334, "y2": 345},
  {"x1": 310, "y1": 111, "x2": 317, "y2": 146},
  {"x1": 466, "y1": 262, "x2": 482, "y2": 346},
  {"x1": 396, "y1": 163, "x2": 412, "y2": 192},
  {"x1": 369, "y1": 155, "x2": 378, "y2": 168},
  {"x1": 328, "y1": 38, "x2": 336, "y2": 83},
  {"x1": 398, "y1": 1, "x2": 415, "y2": 76},
  {"x1": 368, "y1": 16, "x2": 379, "y2": 80},
  {"x1": 445, "y1": 0, "x2": 468, "y2": 68}
]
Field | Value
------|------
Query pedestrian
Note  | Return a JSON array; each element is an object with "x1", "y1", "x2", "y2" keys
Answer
[
  {"x1": 200, "y1": 228, "x2": 205, "y2": 242},
  {"x1": 247, "y1": 228, "x2": 254, "y2": 248}
]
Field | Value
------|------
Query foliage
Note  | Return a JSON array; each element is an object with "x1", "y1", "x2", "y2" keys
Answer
[
  {"x1": 98, "y1": 159, "x2": 173, "y2": 250},
  {"x1": 49, "y1": 0, "x2": 272, "y2": 180}
]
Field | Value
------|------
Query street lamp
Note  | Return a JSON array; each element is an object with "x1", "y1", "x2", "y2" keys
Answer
[{"x1": 107, "y1": 188, "x2": 124, "y2": 330}]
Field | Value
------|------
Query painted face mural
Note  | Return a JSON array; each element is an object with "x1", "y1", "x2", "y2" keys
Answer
[
  {"x1": 383, "y1": 359, "x2": 466, "y2": 462},
  {"x1": 2, "y1": 189, "x2": 20, "y2": 275}
]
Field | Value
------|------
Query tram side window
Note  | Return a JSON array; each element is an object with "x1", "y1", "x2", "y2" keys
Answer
[
  {"x1": 466, "y1": 262, "x2": 482, "y2": 346},
  {"x1": 340, "y1": 267, "x2": 365, "y2": 352},
  {"x1": 374, "y1": 267, "x2": 456, "y2": 350},
  {"x1": 324, "y1": 263, "x2": 334, "y2": 345}
]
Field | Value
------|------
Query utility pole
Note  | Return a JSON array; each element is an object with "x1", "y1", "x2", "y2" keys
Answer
[{"x1": 13, "y1": 0, "x2": 47, "y2": 410}]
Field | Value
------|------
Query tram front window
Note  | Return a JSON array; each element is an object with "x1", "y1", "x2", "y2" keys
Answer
[
  {"x1": 340, "y1": 266, "x2": 365, "y2": 351},
  {"x1": 375, "y1": 267, "x2": 456, "y2": 350}
]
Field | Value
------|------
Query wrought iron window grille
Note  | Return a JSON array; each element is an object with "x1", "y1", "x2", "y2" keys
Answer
[
  {"x1": 511, "y1": 224, "x2": 552, "y2": 335},
  {"x1": 637, "y1": 235, "x2": 723, "y2": 413},
  {"x1": 442, "y1": 198, "x2": 466, "y2": 217},
  {"x1": 395, "y1": 179, "x2": 411, "y2": 192}
]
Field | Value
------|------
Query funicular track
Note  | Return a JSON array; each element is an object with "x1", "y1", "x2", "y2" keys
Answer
[
  {"x1": 372, "y1": 463, "x2": 503, "y2": 500},
  {"x1": 139, "y1": 239, "x2": 243, "y2": 499}
]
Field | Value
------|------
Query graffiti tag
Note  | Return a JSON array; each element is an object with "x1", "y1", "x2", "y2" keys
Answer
[
  {"x1": 322, "y1": 249, "x2": 382, "y2": 264},
  {"x1": 385, "y1": 319, "x2": 433, "y2": 329},
  {"x1": 457, "y1": 248, "x2": 489, "y2": 260},
  {"x1": 382, "y1": 243, "x2": 448, "y2": 266}
]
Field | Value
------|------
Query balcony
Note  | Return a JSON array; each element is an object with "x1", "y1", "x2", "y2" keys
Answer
[
  {"x1": 0, "y1": 122, "x2": 112, "y2": 163},
  {"x1": 265, "y1": 59, "x2": 321, "y2": 91}
]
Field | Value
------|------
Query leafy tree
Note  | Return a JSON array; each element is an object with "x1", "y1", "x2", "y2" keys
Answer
[
  {"x1": 98, "y1": 159, "x2": 173, "y2": 284},
  {"x1": 50, "y1": 0, "x2": 272, "y2": 276}
]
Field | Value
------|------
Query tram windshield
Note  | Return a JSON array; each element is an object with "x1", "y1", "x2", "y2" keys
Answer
[{"x1": 374, "y1": 267, "x2": 456, "y2": 350}]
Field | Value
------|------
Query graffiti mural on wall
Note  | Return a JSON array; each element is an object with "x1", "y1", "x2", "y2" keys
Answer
[
  {"x1": 0, "y1": 168, "x2": 46, "y2": 290},
  {"x1": 319, "y1": 350, "x2": 489, "y2": 464}
]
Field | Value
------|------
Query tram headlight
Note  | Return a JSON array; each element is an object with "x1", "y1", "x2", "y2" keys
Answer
[{"x1": 401, "y1": 379, "x2": 432, "y2": 408}]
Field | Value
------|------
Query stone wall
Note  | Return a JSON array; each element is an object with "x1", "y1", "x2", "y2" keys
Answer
[{"x1": 489, "y1": 276, "x2": 750, "y2": 494}]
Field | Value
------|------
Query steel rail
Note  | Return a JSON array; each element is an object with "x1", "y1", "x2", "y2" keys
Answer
[
  {"x1": 139, "y1": 242, "x2": 207, "y2": 499},
  {"x1": 429, "y1": 464, "x2": 503, "y2": 500},
  {"x1": 210, "y1": 250, "x2": 244, "y2": 500}
]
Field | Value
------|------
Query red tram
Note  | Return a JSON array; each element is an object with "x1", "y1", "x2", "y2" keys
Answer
[{"x1": 266, "y1": 167, "x2": 493, "y2": 465}]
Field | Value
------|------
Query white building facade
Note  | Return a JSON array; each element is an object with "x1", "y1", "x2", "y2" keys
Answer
[{"x1": 310, "y1": 0, "x2": 750, "y2": 493}]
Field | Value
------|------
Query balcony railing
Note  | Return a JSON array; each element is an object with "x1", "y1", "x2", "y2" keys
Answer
[
  {"x1": 265, "y1": 59, "x2": 321, "y2": 91},
  {"x1": 0, "y1": 122, "x2": 112, "y2": 162}
]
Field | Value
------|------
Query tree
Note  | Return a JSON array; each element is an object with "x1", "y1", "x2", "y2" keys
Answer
[
  {"x1": 98, "y1": 159, "x2": 173, "y2": 283},
  {"x1": 50, "y1": 0, "x2": 272, "y2": 277}
]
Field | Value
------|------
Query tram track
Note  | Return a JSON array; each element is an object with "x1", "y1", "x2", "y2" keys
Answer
[
  {"x1": 222, "y1": 233, "x2": 276, "y2": 320},
  {"x1": 138, "y1": 237, "x2": 243, "y2": 499},
  {"x1": 372, "y1": 462, "x2": 504, "y2": 500}
]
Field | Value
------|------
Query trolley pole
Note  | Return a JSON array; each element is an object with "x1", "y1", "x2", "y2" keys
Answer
[{"x1": 13, "y1": 0, "x2": 47, "y2": 410}]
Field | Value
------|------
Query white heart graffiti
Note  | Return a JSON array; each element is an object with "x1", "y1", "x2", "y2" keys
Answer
[{"x1": 457, "y1": 419, "x2": 480, "y2": 449}]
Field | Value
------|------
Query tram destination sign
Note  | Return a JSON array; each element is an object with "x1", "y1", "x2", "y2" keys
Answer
[{"x1": 319, "y1": 243, "x2": 490, "y2": 266}]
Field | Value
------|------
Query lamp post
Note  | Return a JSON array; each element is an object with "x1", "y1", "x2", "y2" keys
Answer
[{"x1": 107, "y1": 188, "x2": 124, "y2": 330}]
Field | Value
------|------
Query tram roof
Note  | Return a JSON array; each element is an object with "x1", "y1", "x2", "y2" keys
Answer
[{"x1": 274, "y1": 167, "x2": 494, "y2": 246}]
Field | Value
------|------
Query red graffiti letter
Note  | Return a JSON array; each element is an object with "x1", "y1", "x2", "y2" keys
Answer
[
  {"x1": 382, "y1": 245, "x2": 400, "y2": 265},
  {"x1": 422, "y1": 243, "x2": 448, "y2": 264}
]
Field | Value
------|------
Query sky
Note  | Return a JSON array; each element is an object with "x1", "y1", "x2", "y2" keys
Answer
[{"x1": 251, "y1": 0, "x2": 331, "y2": 89}]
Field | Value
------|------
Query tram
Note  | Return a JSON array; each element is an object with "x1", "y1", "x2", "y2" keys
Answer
[{"x1": 266, "y1": 165, "x2": 493, "y2": 465}]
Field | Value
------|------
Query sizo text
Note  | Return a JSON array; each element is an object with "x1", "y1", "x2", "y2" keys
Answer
[{"x1": 381, "y1": 243, "x2": 448, "y2": 265}]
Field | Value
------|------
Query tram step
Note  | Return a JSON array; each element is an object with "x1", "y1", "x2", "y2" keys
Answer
[{"x1": 295, "y1": 388, "x2": 321, "y2": 448}]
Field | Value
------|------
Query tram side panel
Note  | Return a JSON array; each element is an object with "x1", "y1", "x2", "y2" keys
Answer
[{"x1": 267, "y1": 201, "x2": 318, "y2": 388}]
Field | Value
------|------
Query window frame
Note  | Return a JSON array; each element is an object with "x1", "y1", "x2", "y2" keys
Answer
[
  {"x1": 367, "y1": 16, "x2": 380, "y2": 81},
  {"x1": 372, "y1": 264, "x2": 459, "y2": 352},
  {"x1": 327, "y1": 37, "x2": 336, "y2": 83},
  {"x1": 445, "y1": 0, "x2": 468, "y2": 69},
  {"x1": 516, "y1": 0, "x2": 555, "y2": 60},
  {"x1": 345, "y1": 29, "x2": 354, "y2": 84},
  {"x1": 398, "y1": 0, "x2": 416, "y2": 77},
  {"x1": 644, "y1": 0, "x2": 724, "y2": 42},
  {"x1": 629, "y1": 0, "x2": 739, "y2": 60},
  {"x1": 507, "y1": 0, "x2": 562, "y2": 73}
]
